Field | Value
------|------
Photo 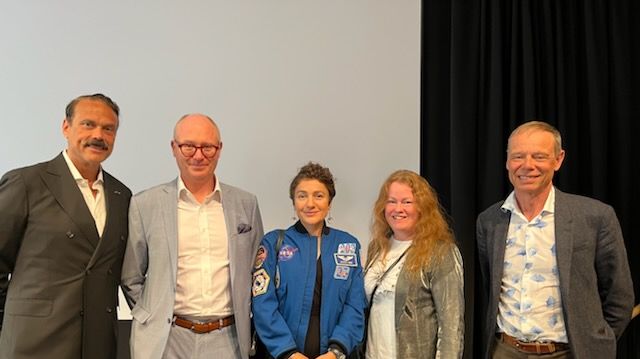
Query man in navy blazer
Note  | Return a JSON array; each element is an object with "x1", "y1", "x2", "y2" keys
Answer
[
  {"x1": 476, "y1": 121, "x2": 634, "y2": 359},
  {"x1": 121, "y1": 114, "x2": 264, "y2": 359},
  {"x1": 0, "y1": 94, "x2": 131, "y2": 359}
]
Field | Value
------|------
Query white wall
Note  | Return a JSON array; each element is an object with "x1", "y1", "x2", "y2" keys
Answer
[{"x1": 0, "y1": 1, "x2": 421, "y2": 318}]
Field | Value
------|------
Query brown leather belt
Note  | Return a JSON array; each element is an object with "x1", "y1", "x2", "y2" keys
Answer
[
  {"x1": 498, "y1": 333, "x2": 569, "y2": 354},
  {"x1": 173, "y1": 315, "x2": 235, "y2": 334}
]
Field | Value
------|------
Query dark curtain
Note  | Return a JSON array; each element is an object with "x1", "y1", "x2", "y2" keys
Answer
[{"x1": 421, "y1": 0, "x2": 640, "y2": 358}]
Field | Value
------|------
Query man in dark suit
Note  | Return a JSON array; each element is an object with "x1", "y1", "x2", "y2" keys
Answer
[
  {"x1": 0, "y1": 93, "x2": 132, "y2": 359},
  {"x1": 476, "y1": 121, "x2": 634, "y2": 359}
]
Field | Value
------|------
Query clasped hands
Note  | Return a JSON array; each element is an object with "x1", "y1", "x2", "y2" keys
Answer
[{"x1": 289, "y1": 351, "x2": 338, "y2": 359}]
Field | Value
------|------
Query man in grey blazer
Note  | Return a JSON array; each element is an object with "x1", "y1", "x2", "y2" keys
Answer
[
  {"x1": 476, "y1": 121, "x2": 634, "y2": 359},
  {"x1": 0, "y1": 94, "x2": 132, "y2": 359},
  {"x1": 121, "y1": 114, "x2": 264, "y2": 359}
]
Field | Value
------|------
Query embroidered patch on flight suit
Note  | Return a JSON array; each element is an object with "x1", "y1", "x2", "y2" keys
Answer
[
  {"x1": 252, "y1": 268, "x2": 270, "y2": 296},
  {"x1": 278, "y1": 245, "x2": 298, "y2": 261},
  {"x1": 338, "y1": 243, "x2": 356, "y2": 254},
  {"x1": 334, "y1": 253, "x2": 358, "y2": 267},
  {"x1": 334, "y1": 265, "x2": 350, "y2": 280},
  {"x1": 254, "y1": 245, "x2": 267, "y2": 269}
]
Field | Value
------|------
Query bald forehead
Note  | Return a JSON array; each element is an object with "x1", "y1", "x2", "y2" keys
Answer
[{"x1": 173, "y1": 114, "x2": 220, "y2": 139}]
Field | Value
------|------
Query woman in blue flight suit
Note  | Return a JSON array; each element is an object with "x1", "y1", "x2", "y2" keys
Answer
[{"x1": 252, "y1": 162, "x2": 366, "y2": 359}]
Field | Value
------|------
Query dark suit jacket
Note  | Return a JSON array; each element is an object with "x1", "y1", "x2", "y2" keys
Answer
[
  {"x1": 0, "y1": 153, "x2": 131, "y2": 359},
  {"x1": 476, "y1": 189, "x2": 634, "y2": 359}
]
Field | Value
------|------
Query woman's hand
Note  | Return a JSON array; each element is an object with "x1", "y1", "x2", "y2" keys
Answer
[
  {"x1": 289, "y1": 353, "x2": 309, "y2": 359},
  {"x1": 315, "y1": 352, "x2": 337, "y2": 359}
]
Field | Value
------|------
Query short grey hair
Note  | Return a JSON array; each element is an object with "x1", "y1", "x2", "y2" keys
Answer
[{"x1": 508, "y1": 120, "x2": 562, "y2": 155}]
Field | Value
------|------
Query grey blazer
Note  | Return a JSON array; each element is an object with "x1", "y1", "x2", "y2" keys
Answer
[
  {"x1": 121, "y1": 178, "x2": 264, "y2": 359},
  {"x1": 394, "y1": 242, "x2": 464, "y2": 359},
  {"x1": 476, "y1": 189, "x2": 634, "y2": 359},
  {"x1": 0, "y1": 153, "x2": 131, "y2": 359}
]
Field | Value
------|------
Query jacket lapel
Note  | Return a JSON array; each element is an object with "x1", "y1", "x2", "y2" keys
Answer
[
  {"x1": 221, "y1": 183, "x2": 238, "y2": 284},
  {"x1": 102, "y1": 172, "x2": 126, "y2": 236},
  {"x1": 86, "y1": 172, "x2": 126, "y2": 268},
  {"x1": 42, "y1": 153, "x2": 100, "y2": 249},
  {"x1": 553, "y1": 190, "x2": 573, "y2": 302},
  {"x1": 491, "y1": 208, "x2": 511, "y2": 298},
  {"x1": 163, "y1": 180, "x2": 179, "y2": 287}
]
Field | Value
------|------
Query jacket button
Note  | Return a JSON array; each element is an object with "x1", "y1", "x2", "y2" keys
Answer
[
  {"x1": 107, "y1": 269, "x2": 113, "y2": 275},
  {"x1": 80, "y1": 310, "x2": 84, "y2": 316},
  {"x1": 106, "y1": 307, "x2": 113, "y2": 313}
]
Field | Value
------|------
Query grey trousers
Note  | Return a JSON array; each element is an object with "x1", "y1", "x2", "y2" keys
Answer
[{"x1": 162, "y1": 322, "x2": 241, "y2": 359}]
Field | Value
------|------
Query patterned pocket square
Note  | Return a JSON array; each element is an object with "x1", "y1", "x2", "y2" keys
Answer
[{"x1": 237, "y1": 223, "x2": 252, "y2": 234}]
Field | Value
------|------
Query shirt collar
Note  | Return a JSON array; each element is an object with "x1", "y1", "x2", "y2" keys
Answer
[
  {"x1": 177, "y1": 176, "x2": 222, "y2": 202},
  {"x1": 294, "y1": 220, "x2": 330, "y2": 235},
  {"x1": 62, "y1": 150, "x2": 104, "y2": 185},
  {"x1": 501, "y1": 186, "x2": 556, "y2": 215}
]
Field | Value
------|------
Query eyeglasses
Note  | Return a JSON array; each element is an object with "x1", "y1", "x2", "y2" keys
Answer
[{"x1": 174, "y1": 142, "x2": 220, "y2": 158}]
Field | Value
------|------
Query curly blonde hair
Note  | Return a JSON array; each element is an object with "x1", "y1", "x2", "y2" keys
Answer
[{"x1": 366, "y1": 170, "x2": 454, "y2": 275}]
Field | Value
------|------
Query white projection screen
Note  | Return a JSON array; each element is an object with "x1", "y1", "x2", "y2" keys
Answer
[{"x1": 0, "y1": 1, "x2": 421, "y2": 319}]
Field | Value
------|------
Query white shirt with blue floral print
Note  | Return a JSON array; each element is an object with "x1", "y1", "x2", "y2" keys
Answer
[{"x1": 497, "y1": 187, "x2": 568, "y2": 343}]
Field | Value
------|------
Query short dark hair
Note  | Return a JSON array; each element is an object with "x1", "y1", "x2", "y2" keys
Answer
[
  {"x1": 289, "y1": 162, "x2": 336, "y2": 203},
  {"x1": 65, "y1": 93, "x2": 120, "y2": 122}
]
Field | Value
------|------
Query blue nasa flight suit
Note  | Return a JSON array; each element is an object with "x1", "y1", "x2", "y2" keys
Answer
[{"x1": 251, "y1": 221, "x2": 366, "y2": 359}]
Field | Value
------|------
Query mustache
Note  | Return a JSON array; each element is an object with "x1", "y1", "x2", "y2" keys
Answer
[{"x1": 84, "y1": 139, "x2": 108, "y2": 150}]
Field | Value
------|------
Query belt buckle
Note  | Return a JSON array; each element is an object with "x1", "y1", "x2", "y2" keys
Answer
[
  {"x1": 529, "y1": 341, "x2": 556, "y2": 354},
  {"x1": 518, "y1": 338, "x2": 556, "y2": 354},
  {"x1": 188, "y1": 320, "x2": 200, "y2": 334}
]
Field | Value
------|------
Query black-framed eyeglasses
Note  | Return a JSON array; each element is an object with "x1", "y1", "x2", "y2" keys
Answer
[{"x1": 174, "y1": 142, "x2": 220, "y2": 158}]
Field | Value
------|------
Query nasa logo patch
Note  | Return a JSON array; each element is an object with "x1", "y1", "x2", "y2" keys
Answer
[{"x1": 278, "y1": 245, "x2": 298, "y2": 261}]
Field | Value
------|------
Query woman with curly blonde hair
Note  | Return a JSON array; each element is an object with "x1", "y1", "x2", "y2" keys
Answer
[{"x1": 364, "y1": 170, "x2": 464, "y2": 359}]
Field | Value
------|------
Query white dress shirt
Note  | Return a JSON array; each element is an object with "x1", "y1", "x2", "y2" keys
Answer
[
  {"x1": 62, "y1": 150, "x2": 106, "y2": 236},
  {"x1": 498, "y1": 187, "x2": 568, "y2": 343},
  {"x1": 173, "y1": 177, "x2": 232, "y2": 318}
]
